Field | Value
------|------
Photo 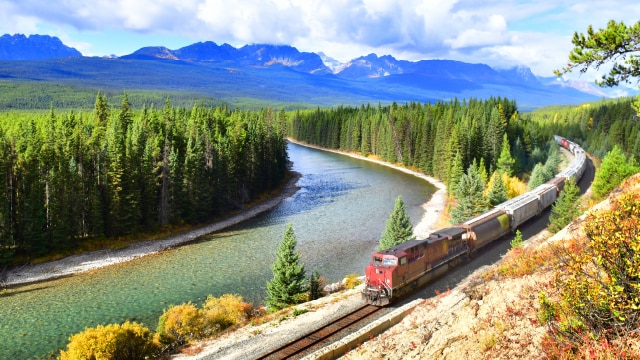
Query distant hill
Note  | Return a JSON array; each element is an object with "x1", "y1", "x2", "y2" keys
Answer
[
  {"x1": 0, "y1": 34, "x2": 81, "y2": 60},
  {"x1": 2, "y1": 33, "x2": 634, "y2": 110}
]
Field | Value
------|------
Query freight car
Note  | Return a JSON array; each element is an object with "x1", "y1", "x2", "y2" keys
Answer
[{"x1": 363, "y1": 135, "x2": 587, "y2": 305}]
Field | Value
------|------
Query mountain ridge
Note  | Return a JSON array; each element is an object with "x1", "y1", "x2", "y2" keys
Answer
[
  {"x1": 0, "y1": 34, "x2": 81, "y2": 60},
  {"x1": 0, "y1": 33, "x2": 636, "y2": 109}
]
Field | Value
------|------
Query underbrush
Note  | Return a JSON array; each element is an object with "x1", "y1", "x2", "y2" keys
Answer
[
  {"x1": 538, "y1": 189, "x2": 640, "y2": 359},
  {"x1": 487, "y1": 241, "x2": 559, "y2": 279}
]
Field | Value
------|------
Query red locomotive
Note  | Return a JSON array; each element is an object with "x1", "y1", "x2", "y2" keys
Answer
[{"x1": 362, "y1": 135, "x2": 586, "y2": 305}]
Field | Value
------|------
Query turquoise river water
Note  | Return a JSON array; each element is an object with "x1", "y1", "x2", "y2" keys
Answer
[{"x1": 0, "y1": 142, "x2": 436, "y2": 359}]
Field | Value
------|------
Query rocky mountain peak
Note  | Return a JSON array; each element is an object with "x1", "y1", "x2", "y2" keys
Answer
[{"x1": 0, "y1": 34, "x2": 82, "y2": 60}]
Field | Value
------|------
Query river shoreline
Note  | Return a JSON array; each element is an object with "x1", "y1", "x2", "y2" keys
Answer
[
  {"x1": 287, "y1": 139, "x2": 447, "y2": 238},
  {"x1": 5, "y1": 141, "x2": 447, "y2": 288}
]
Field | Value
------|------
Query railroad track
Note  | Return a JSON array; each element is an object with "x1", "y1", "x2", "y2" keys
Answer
[{"x1": 256, "y1": 304, "x2": 383, "y2": 360}]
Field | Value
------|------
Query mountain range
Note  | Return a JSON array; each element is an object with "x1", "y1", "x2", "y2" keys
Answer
[{"x1": 0, "y1": 34, "x2": 634, "y2": 109}]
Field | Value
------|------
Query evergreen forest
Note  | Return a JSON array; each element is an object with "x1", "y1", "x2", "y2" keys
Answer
[
  {"x1": 0, "y1": 93, "x2": 288, "y2": 265},
  {"x1": 288, "y1": 97, "x2": 640, "y2": 185},
  {"x1": 2, "y1": 93, "x2": 639, "y2": 268},
  {"x1": 289, "y1": 98, "x2": 544, "y2": 187}
]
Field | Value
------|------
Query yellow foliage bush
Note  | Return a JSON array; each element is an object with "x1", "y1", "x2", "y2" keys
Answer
[
  {"x1": 202, "y1": 294, "x2": 250, "y2": 335},
  {"x1": 58, "y1": 321, "x2": 158, "y2": 360},
  {"x1": 344, "y1": 273, "x2": 362, "y2": 289},
  {"x1": 156, "y1": 302, "x2": 204, "y2": 345},
  {"x1": 502, "y1": 173, "x2": 526, "y2": 199}
]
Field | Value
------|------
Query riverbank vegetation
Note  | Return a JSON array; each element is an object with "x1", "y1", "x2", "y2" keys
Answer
[{"x1": 0, "y1": 92, "x2": 288, "y2": 266}]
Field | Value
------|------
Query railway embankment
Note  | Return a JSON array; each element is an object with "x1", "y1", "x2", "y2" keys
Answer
[{"x1": 338, "y1": 175, "x2": 640, "y2": 360}]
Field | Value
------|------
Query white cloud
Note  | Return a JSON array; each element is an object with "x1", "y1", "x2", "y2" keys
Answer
[
  {"x1": 444, "y1": 14, "x2": 508, "y2": 49},
  {"x1": 1, "y1": 0, "x2": 640, "y2": 80}
]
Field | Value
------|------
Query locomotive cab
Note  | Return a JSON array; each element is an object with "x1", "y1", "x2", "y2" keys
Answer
[{"x1": 363, "y1": 252, "x2": 401, "y2": 305}]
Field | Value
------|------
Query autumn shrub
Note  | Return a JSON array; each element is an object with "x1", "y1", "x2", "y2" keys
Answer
[
  {"x1": 494, "y1": 243, "x2": 557, "y2": 278},
  {"x1": 344, "y1": 273, "x2": 362, "y2": 289},
  {"x1": 541, "y1": 191, "x2": 640, "y2": 358},
  {"x1": 58, "y1": 321, "x2": 159, "y2": 360},
  {"x1": 202, "y1": 294, "x2": 250, "y2": 335},
  {"x1": 560, "y1": 192, "x2": 640, "y2": 337},
  {"x1": 156, "y1": 302, "x2": 205, "y2": 345},
  {"x1": 503, "y1": 172, "x2": 527, "y2": 198}
]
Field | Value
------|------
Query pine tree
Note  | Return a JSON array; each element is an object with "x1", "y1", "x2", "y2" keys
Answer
[
  {"x1": 592, "y1": 145, "x2": 640, "y2": 199},
  {"x1": 554, "y1": 19, "x2": 640, "y2": 87},
  {"x1": 450, "y1": 161, "x2": 488, "y2": 224},
  {"x1": 548, "y1": 178, "x2": 581, "y2": 233},
  {"x1": 447, "y1": 151, "x2": 464, "y2": 194},
  {"x1": 379, "y1": 196, "x2": 415, "y2": 250},
  {"x1": 528, "y1": 163, "x2": 548, "y2": 190},
  {"x1": 477, "y1": 157, "x2": 489, "y2": 186},
  {"x1": 309, "y1": 270, "x2": 323, "y2": 301},
  {"x1": 487, "y1": 171, "x2": 508, "y2": 206},
  {"x1": 266, "y1": 224, "x2": 308, "y2": 311},
  {"x1": 497, "y1": 133, "x2": 515, "y2": 175}
]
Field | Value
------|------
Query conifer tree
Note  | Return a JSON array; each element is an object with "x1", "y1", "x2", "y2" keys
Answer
[
  {"x1": 447, "y1": 151, "x2": 464, "y2": 194},
  {"x1": 548, "y1": 178, "x2": 581, "y2": 233},
  {"x1": 497, "y1": 133, "x2": 515, "y2": 175},
  {"x1": 527, "y1": 163, "x2": 548, "y2": 190},
  {"x1": 266, "y1": 224, "x2": 308, "y2": 311},
  {"x1": 592, "y1": 145, "x2": 639, "y2": 199},
  {"x1": 487, "y1": 171, "x2": 508, "y2": 206},
  {"x1": 379, "y1": 196, "x2": 415, "y2": 250},
  {"x1": 451, "y1": 161, "x2": 488, "y2": 224},
  {"x1": 309, "y1": 270, "x2": 323, "y2": 301},
  {"x1": 478, "y1": 157, "x2": 489, "y2": 185}
]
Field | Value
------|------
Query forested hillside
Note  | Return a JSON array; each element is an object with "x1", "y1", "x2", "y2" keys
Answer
[
  {"x1": 288, "y1": 98, "x2": 552, "y2": 186},
  {"x1": 288, "y1": 97, "x2": 640, "y2": 181},
  {"x1": 527, "y1": 97, "x2": 640, "y2": 159},
  {"x1": 0, "y1": 93, "x2": 288, "y2": 265}
]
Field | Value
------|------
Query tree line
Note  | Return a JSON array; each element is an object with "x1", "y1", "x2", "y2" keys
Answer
[
  {"x1": 286, "y1": 98, "x2": 554, "y2": 188},
  {"x1": 0, "y1": 92, "x2": 288, "y2": 264}
]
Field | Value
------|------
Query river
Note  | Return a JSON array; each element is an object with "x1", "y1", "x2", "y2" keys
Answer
[{"x1": 0, "y1": 142, "x2": 436, "y2": 359}]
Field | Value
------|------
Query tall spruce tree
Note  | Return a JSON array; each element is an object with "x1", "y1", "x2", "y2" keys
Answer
[
  {"x1": 379, "y1": 196, "x2": 415, "y2": 250},
  {"x1": 548, "y1": 178, "x2": 581, "y2": 233},
  {"x1": 487, "y1": 171, "x2": 508, "y2": 206},
  {"x1": 497, "y1": 133, "x2": 515, "y2": 176},
  {"x1": 266, "y1": 224, "x2": 308, "y2": 311},
  {"x1": 450, "y1": 161, "x2": 488, "y2": 224},
  {"x1": 447, "y1": 151, "x2": 464, "y2": 194}
]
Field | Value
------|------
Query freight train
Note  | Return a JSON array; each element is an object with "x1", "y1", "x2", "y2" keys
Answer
[{"x1": 362, "y1": 135, "x2": 586, "y2": 305}]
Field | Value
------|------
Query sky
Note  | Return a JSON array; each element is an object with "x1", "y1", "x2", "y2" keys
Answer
[{"x1": 1, "y1": 0, "x2": 639, "y2": 81}]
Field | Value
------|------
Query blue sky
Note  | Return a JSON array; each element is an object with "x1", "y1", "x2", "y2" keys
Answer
[{"x1": 1, "y1": 0, "x2": 639, "y2": 81}]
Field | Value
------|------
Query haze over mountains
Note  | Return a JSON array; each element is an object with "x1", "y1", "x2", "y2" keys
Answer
[{"x1": 0, "y1": 34, "x2": 633, "y2": 109}]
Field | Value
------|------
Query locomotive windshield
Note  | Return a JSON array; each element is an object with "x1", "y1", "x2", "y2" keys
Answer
[{"x1": 373, "y1": 256, "x2": 397, "y2": 266}]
